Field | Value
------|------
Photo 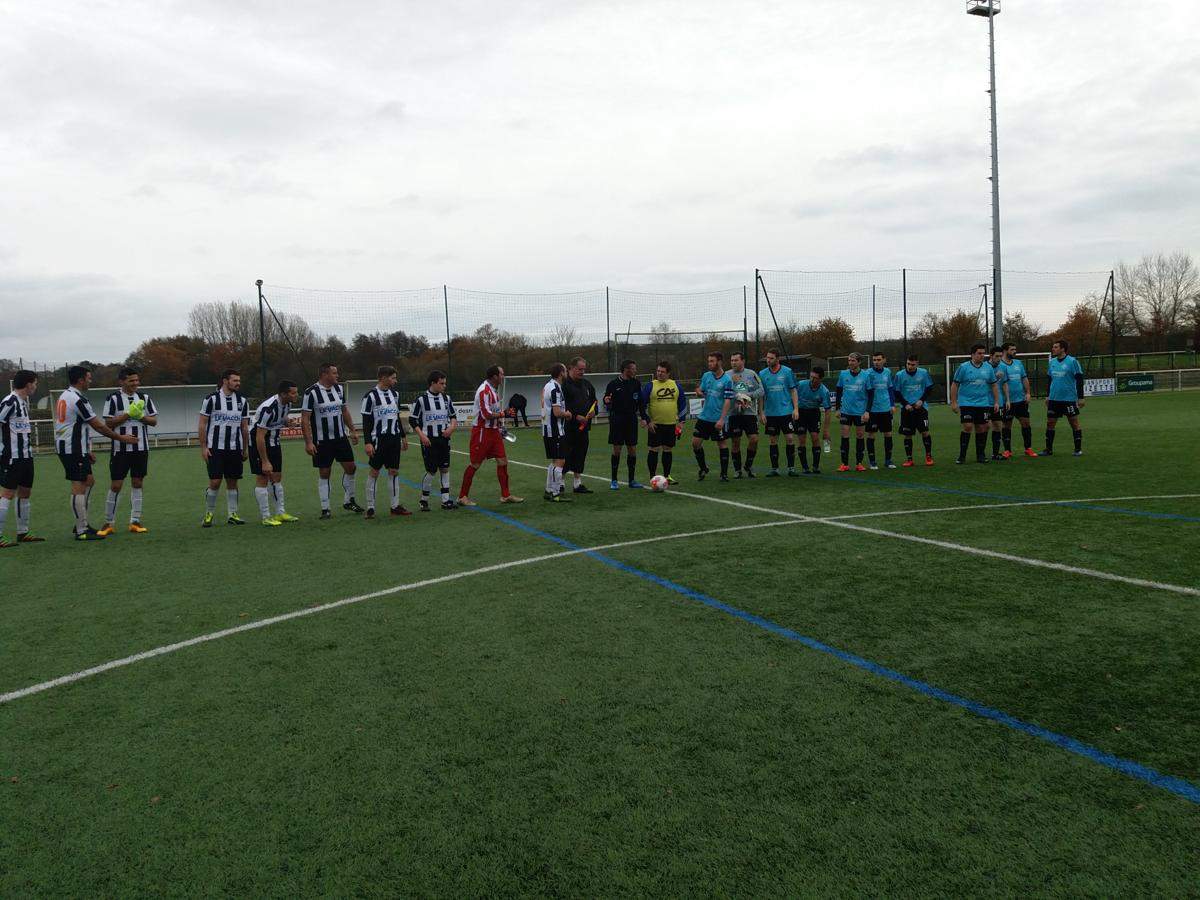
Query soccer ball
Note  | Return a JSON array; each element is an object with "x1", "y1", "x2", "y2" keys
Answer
[{"x1": 649, "y1": 475, "x2": 669, "y2": 492}]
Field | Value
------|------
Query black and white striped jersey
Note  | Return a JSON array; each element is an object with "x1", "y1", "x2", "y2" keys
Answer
[
  {"x1": 104, "y1": 390, "x2": 158, "y2": 453},
  {"x1": 302, "y1": 382, "x2": 347, "y2": 442},
  {"x1": 55, "y1": 387, "x2": 97, "y2": 455},
  {"x1": 0, "y1": 392, "x2": 33, "y2": 464},
  {"x1": 251, "y1": 395, "x2": 292, "y2": 448},
  {"x1": 200, "y1": 389, "x2": 249, "y2": 451},
  {"x1": 541, "y1": 380, "x2": 566, "y2": 438},
  {"x1": 361, "y1": 387, "x2": 403, "y2": 443},
  {"x1": 408, "y1": 390, "x2": 457, "y2": 438}
]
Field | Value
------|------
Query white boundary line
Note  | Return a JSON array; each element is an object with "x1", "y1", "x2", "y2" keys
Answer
[
  {"x1": 472, "y1": 452, "x2": 1200, "y2": 597},
  {"x1": 827, "y1": 494, "x2": 1200, "y2": 522},
  {"x1": 0, "y1": 518, "x2": 799, "y2": 706}
]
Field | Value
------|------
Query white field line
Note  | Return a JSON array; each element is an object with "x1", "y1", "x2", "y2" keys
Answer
[
  {"x1": 0, "y1": 518, "x2": 797, "y2": 706},
  {"x1": 472, "y1": 452, "x2": 1200, "y2": 597},
  {"x1": 826, "y1": 494, "x2": 1200, "y2": 522}
]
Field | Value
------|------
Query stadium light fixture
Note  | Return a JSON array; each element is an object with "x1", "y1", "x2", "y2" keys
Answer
[{"x1": 968, "y1": 0, "x2": 1003, "y2": 345}]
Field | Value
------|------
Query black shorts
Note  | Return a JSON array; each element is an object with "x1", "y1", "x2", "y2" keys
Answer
[
  {"x1": 899, "y1": 407, "x2": 930, "y2": 436},
  {"x1": 959, "y1": 406, "x2": 992, "y2": 425},
  {"x1": 368, "y1": 435, "x2": 403, "y2": 471},
  {"x1": 421, "y1": 436, "x2": 451, "y2": 472},
  {"x1": 797, "y1": 408, "x2": 824, "y2": 434},
  {"x1": 543, "y1": 435, "x2": 564, "y2": 460},
  {"x1": 865, "y1": 411, "x2": 894, "y2": 434},
  {"x1": 313, "y1": 436, "x2": 355, "y2": 469},
  {"x1": 207, "y1": 448, "x2": 245, "y2": 480},
  {"x1": 249, "y1": 443, "x2": 283, "y2": 477},
  {"x1": 1047, "y1": 400, "x2": 1080, "y2": 419},
  {"x1": 727, "y1": 414, "x2": 759, "y2": 437},
  {"x1": 564, "y1": 429, "x2": 590, "y2": 473},
  {"x1": 608, "y1": 416, "x2": 639, "y2": 447},
  {"x1": 110, "y1": 450, "x2": 148, "y2": 481},
  {"x1": 763, "y1": 415, "x2": 794, "y2": 436},
  {"x1": 693, "y1": 419, "x2": 727, "y2": 441},
  {"x1": 647, "y1": 423, "x2": 677, "y2": 448},
  {"x1": 0, "y1": 459, "x2": 34, "y2": 490},
  {"x1": 59, "y1": 453, "x2": 92, "y2": 483},
  {"x1": 839, "y1": 412, "x2": 866, "y2": 428},
  {"x1": 1005, "y1": 401, "x2": 1030, "y2": 421}
]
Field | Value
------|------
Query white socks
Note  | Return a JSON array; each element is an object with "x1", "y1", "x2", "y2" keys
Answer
[
  {"x1": 421, "y1": 472, "x2": 434, "y2": 499},
  {"x1": 272, "y1": 482, "x2": 285, "y2": 514},
  {"x1": 318, "y1": 477, "x2": 330, "y2": 510},
  {"x1": 0, "y1": 496, "x2": 8, "y2": 534},
  {"x1": 105, "y1": 490, "x2": 119, "y2": 524},
  {"x1": 16, "y1": 498, "x2": 29, "y2": 534},
  {"x1": 439, "y1": 470, "x2": 451, "y2": 500},
  {"x1": 366, "y1": 475, "x2": 378, "y2": 510},
  {"x1": 545, "y1": 464, "x2": 554, "y2": 492},
  {"x1": 342, "y1": 472, "x2": 355, "y2": 502},
  {"x1": 131, "y1": 488, "x2": 143, "y2": 521},
  {"x1": 205, "y1": 488, "x2": 218, "y2": 513},
  {"x1": 255, "y1": 486, "x2": 271, "y2": 519},
  {"x1": 390, "y1": 475, "x2": 400, "y2": 508},
  {"x1": 227, "y1": 489, "x2": 238, "y2": 516},
  {"x1": 72, "y1": 493, "x2": 89, "y2": 533}
]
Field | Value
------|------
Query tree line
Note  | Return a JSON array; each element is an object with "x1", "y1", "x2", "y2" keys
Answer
[{"x1": 5, "y1": 253, "x2": 1196, "y2": 397}]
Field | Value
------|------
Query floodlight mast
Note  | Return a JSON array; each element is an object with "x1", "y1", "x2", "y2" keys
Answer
[{"x1": 968, "y1": 0, "x2": 1003, "y2": 345}]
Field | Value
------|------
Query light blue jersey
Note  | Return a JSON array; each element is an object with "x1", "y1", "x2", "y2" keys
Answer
[
  {"x1": 952, "y1": 360, "x2": 997, "y2": 407},
  {"x1": 991, "y1": 361, "x2": 1009, "y2": 402},
  {"x1": 836, "y1": 369, "x2": 872, "y2": 417},
  {"x1": 893, "y1": 367, "x2": 933, "y2": 406},
  {"x1": 1048, "y1": 354, "x2": 1083, "y2": 402},
  {"x1": 796, "y1": 379, "x2": 832, "y2": 410},
  {"x1": 867, "y1": 366, "x2": 893, "y2": 413},
  {"x1": 1003, "y1": 358, "x2": 1028, "y2": 403},
  {"x1": 758, "y1": 365, "x2": 797, "y2": 417},
  {"x1": 698, "y1": 371, "x2": 734, "y2": 422}
]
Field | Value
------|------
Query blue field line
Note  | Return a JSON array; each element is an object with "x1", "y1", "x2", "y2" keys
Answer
[
  {"x1": 821, "y1": 473, "x2": 1200, "y2": 523},
  {"x1": 463, "y1": 503, "x2": 1200, "y2": 806}
]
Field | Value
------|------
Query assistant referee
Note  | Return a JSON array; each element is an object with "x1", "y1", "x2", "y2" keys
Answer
[{"x1": 561, "y1": 356, "x2": 597, "y2": 494}]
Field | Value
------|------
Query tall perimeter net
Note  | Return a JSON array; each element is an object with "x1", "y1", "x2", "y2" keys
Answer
[{"x1": 259, "y1": 283, "x2": 749, "y2": 395}]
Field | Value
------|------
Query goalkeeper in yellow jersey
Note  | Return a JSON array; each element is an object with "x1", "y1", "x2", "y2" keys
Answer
[{"x1": 639, "y1": 360, "x2": 687, "y2": 485}]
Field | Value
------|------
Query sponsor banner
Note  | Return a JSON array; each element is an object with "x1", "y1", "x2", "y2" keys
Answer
[
  {"x1": 1083, "y1": 378, "x2": 1115, "y2": 397},
  {"x1": 1117, "y1": 374, "x2": 1155, "y2": 393}
]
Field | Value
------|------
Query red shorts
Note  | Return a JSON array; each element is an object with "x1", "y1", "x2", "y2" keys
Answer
[{"x1": 468, "y1": 426, "x2": 506, "y2": 465}]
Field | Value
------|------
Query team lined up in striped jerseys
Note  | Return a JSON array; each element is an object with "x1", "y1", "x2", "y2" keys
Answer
[{"x1": 0, "y1": 337, "x2": 1088, "y2": 545}]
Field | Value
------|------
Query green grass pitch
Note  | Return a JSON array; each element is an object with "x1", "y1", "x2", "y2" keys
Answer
[{"x1": 2, "y1": 393, "x2": 1198, "y2": 895}]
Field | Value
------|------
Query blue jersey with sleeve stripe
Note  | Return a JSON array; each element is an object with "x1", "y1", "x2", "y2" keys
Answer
[
  {"x1": 796, "y1": 379, "x2": 831, "y2": 410},
  {"x1": 952, "y1": 360, "x2": 997, "y2": 406},
  {"x1": 758, "y1": 365, "x2": 797, "y2": 416},
  {"x1": 1048, "y1": 354, "x2": 1083, "y2": 401},
  {"x1": 1003, "y1": 358, "x2": 1028, "y2": 403},
  {"x1": 892, "y1": 367, "x2": 933, "y2": 406},
  {"x1": 867, "y1": 366, "x2": 893, "y2": 413},
  {"x1": 698, "y1": 371, "x2": 734, "y2": 422},
  {"x1": 836, "y1": 369, "x2": 872, "y2": 416}
]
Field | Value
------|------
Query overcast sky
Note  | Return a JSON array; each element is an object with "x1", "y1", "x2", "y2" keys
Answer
[{"x1": 2, "y1": 0, "x2": 1197, "y2": 362}]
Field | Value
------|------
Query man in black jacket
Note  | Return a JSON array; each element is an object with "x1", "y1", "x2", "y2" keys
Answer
[
  {"x1": 561, "y1": 356, "x2": 597, "y2": 494},
  {"x1": 603, "y1": 359, "x2": 644, "y2": 490}
]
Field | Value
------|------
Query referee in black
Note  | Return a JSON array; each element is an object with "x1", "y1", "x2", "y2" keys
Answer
[
  {"x1": 561, "y1": 356, "x2": 597, "y2": 494},
  {"x1": 604, "y1": 359, "x2": 644, "y2": 490}
]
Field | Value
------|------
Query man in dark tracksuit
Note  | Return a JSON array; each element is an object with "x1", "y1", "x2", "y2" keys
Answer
[
  {"x1": 603, "y1": 359, "x2": 644, "y2": 490},
  {"x1": 561, "y1": 356, "x2": 597, "y2": 494}
]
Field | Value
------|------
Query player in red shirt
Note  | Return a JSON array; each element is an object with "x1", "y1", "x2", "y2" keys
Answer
[{"x1": 457, "y1": 365, "x2": 524, "y2": 506}]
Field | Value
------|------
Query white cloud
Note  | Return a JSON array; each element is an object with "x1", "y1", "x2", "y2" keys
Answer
[{"x1": 0, "y1": 0, "x2": 1196, "y2": 360}]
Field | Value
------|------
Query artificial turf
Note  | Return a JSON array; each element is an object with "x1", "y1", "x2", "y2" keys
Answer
[{"x1": 2, "y1": 392, "x2": 1198, "y2": 895}]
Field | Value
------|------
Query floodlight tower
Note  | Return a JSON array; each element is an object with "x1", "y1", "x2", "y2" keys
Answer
[{"x1": 968, "y1": 0, "x2": 1003, "y2": 345}]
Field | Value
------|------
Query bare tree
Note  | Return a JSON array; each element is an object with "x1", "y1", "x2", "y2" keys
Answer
[
  {"x1": 1115, "y1": 252, "x2": 1199, "y2": 350},
  {"x1": 545, "y1": 323, "x2": 579, "y2": 357},
  {"x1": 188, "y1": 300, "x2": 319, "y2": 351}
]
